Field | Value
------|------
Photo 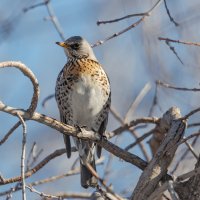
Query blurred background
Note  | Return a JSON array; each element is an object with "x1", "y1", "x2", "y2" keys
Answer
[{"x1": 1, "y1": 0, "x2": 200, "y2": 199}]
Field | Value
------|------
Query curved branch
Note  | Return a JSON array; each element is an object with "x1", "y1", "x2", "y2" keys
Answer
[{"x1": 0, "y1": 61, "x2": 39, "y2": 116}]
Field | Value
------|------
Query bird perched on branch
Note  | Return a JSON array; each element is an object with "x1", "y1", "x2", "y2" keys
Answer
[{"x1": 55, "y1": 36, "x2": 111, "y2": 188}]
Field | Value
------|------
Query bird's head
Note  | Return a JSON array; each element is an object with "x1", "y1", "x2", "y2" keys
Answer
[{"x1": 56, "y1": 36, "x2": 97, "y2": 61}]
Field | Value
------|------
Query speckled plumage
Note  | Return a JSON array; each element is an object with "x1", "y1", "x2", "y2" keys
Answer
[{"x1": 55, "y1": 36, "x2": 111, "y2": 188}]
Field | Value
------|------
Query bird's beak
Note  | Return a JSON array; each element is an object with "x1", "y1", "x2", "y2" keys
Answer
[{"x1": 56, "y1": 42, "x2": 68, "y2": 48}]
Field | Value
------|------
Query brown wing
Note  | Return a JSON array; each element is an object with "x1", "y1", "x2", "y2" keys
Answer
[
  {"x1": 60, "y1": 112, "x2": 71, "y2": 158},
  {"x1": 96, "y1": 91, "x2": 111, "y2": 158},
  {"x1": 55, "y1": 67, "x2": 72, "y2": 158}
]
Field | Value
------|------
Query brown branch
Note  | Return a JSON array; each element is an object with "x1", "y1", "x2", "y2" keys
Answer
[
  {"x1": 131, "y1": 107, "x2": 186, "y2": 200},
  {"x1": 97, "y1": 0, "x2": 163, "y2": 25},
  {"x1": 158, "y1": 37, "x2": 200, "y2": 47},
  {"x1": 124, "y1": 128, "x2": 155, "y2": 151},
  {"x1": 92, "y1": 0, "x2": 163, "y2": 47},
  {"x1": 17, "y1": 113, "x2": 27, "y2": 200},
  {"x1": 44, "y1": 0, "x2": 65, "y2": 41},
  {"x1": 0, "y1": 121, "x2": 21, "y2": 145},
  {"x1": 0, "y1": 148, "x2": 66, "y2": 185},
  {"x1": 156, "y1": 80, "x2": 200, "y2": 92},
  {"x1": 0, "y1": 102, "x2": 148, "y2": 173},
  {"x1": 163, "y1": 0, "x2": 179, "y2": 26}
]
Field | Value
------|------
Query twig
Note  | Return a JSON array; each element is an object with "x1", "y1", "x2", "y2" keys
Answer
[
  {"x1": 171, "y1": 135, "x2": 199, "y2": 174},
  {"x1": 0, "y1": 149, "x2": 66, "y2": 185},
  {"x1": 86, "y1": 164, "x2": 123, "y2": 200},
  {"x1": 97, "y1": 0, "x2": 163, "y2": 25},
  {"x1": 44, "y1": 0, "x2": 65, "y2": 41},
  {"x1": 168, "y1": 181, "x2": 180, "y2": 200},
  {"x1": 92, "y1": 0, "x2": 163, "y2": 47},
  {"x1": 156, "y1": 80, "x2": 200, "y2": 92},
  {"x1": 163, "y1": 0, "x2": 179, "y2": 26},
  {"x1": 0, "y1": 121, "x2": 21, "y2": 145},
  {"x1": 176, "y1": 166, "x2": 200, "y2": 182},
  {"x1": 42, "y1": 94, "x2": 54, "y2": 107},
  {"x1": 17, "y1": 113, "x2": 27, "y2": 200},
  {"x1": 124, "y1": 128, "x2": 155, "y2": 151},
  {"x1": 111, "y1": 105, "x2": 150, "y2": 161},
  {"x1": 110, "y1": 117, "x2": 159, "y2": 138},
  {"x1": 184, "y1": 140, "x2": 198, "y2": 160},
  {"x1": 23, "y1": 1, "x2": 50, "y2": 12},
  {"x1": 124, "y1": 82, "x2": 151, "y2": 123},
  {"x1": 26, "y1": 185, "x2": 60, "y2": 199},
  {"x1": 158, "y1": 37, "x2": 200, "y2": 47},
  {"x1": 166, "y1": 40, "x2": 184, "y2": 65},
  {"x1": 183, "y1": 107, "x2": 200, "y2": 119}
]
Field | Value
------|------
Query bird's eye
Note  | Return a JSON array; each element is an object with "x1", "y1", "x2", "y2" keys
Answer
[{"x1": 71, "y1": 43, "x2": 79, "y2": 49}]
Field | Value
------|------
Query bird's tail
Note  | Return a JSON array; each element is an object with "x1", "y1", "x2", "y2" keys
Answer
[{"x1": 80, "y1": 159, "x2": 98, "y2": 188}]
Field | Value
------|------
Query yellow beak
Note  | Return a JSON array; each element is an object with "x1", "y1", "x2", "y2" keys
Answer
[{"x1": 56, "y1": 42, "x2": 68, "y2": 48}]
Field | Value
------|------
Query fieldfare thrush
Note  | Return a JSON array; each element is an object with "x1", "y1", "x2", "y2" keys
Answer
[{"x1": 55, "y1": 36, "x2": 111, "y2": 188}]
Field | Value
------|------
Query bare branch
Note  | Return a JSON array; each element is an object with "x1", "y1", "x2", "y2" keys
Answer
[
  {"x1": 92, "y1": 0, "x2": 163, "y2": 47},
  {"x1": 156, "y1": 80, "x2": 200, "y2": 92},
  {"x1": 0, "y1": 149, "x2": 66, "y2": 185},
  {"x1": 97, "y1": 0, "x2": 163, "y2": 25},
  {"x1": 158, "y1": 37, "x2": 200, "y2": 47},
  {"x1": 17, "y1": 113, "x2": 27, "y2": 200},
  {"x1": 124, "y1": 82, "x2": 151, "y2": 123},
  {"x1": 0, "y1": 121, "x2": 21, "y2": 145},
  {"x1": 131, "y1": 107, "x2": 186, "y2": 200},
  {"x1": 164, "y1": 0, "x2": 179, "y2": 26},
  {"x1": 43, "y1": 0, "x2": 65, "y2": 41}
]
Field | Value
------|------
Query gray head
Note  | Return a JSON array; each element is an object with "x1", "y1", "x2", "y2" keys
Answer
[{"x1": 56, "y1": 36, "x2": 97, "y2": 61}]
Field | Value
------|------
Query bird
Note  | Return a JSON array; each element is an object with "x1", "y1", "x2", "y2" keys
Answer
[{"x1": 55, "y1": 36, "x2": 111, "y2": 188}]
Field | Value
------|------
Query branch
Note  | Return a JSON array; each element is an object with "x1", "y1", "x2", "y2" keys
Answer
[
  {"x1": 0, "y1": 149, "x2": 66, "y2": 185},
  {"x1": 97, "y1": 0, "x2": 163, "y2": 25},
  {"x1": 156, "y1": 80, "x2": 200, "y2": 92},
  {"x1": 158, "y1": 37, "x2": 200, "y2": 47},
  {"x1": 17, "y1": 113, "x2": 27, "y2": 200},
  {"x1": 131, "y1": 107, "x2": 186, "y2": 200},
  {"x1": 92, "y1": 0, "x2": 163, "y2": 47},
  {"x1": 163, "y1": 0, "x2": 179, "y2": 26}
]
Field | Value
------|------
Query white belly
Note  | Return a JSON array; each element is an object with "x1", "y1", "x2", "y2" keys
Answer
[{"x1": 71, "y1": 75, "x2": 105, "y2": 129}]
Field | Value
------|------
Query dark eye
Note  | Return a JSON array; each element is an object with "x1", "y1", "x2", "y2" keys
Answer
[{"x1": 70, "y1": 43, "x2": 79, "y2": 49}]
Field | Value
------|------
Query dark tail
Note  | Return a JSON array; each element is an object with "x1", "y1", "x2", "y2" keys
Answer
[{"x1": 80, "y1": 159, "x2": 98, "y2": 188}]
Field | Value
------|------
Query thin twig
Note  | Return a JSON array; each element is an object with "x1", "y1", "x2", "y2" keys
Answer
[
  {"x1": 159, "y1": 37, "x2": 200, "y2": 47},
  {"x1": 44, "y1": 0, "x2": 65, "y2": 41},
  {"x1": 163, "y1": 0, "x2": 179, "y2": 26},
  {"x1": 124, "y1": 128, "x2": 155, "y2": 151},
  {"x1": 97, "y1": 0, "x2": 163, "y2": 25},
  {"x1": 92, "y1": 0, "x2": 163, "y2": 47},
  {"x1": 184, "y1": 140, "x2": 198, "y2": 160},
  {"x1": 0, "y1": 121, "x2": 21, "y2": 145},
  {"x1": 171, "y1": 136, "x2": 199, "y2": 174},
  {"x1": 86, "y1": 164, "x2": 123, "y2": 200},
  {"x1": 176, "y1": 166, "x2": 200, "y2": 182},
  {"x1": 156, "y1": 80, "x2": 200, "y2": 92},
  {"x1": 17, "y1": 113, "x2": 27, "y2": 200},
  {"x1": 167, "y1": 181, "x2": 180, "y2": 200},
  {"x1": 23, "y1": 1, "x2": 50, "y2": 12},
  {"x1": 124, "y1": 82, "x2": 151, "y2": 123},
  {"x1": 183, "y1": 107, "x2": 200, "y2": 119},
  {"x1": 42, "y1": 94, "x2": 54, "y2": 107},
  {"x1": 166, "y1": 40, "x2": 184, "y2": 65},
  {"x1": 0, "y1": 149, "x2": 66, "y2": 185}
]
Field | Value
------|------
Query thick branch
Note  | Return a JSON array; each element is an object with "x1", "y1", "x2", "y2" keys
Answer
[{"x1": 131, "y1": 107, "x2": 186, "y2": 200}]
